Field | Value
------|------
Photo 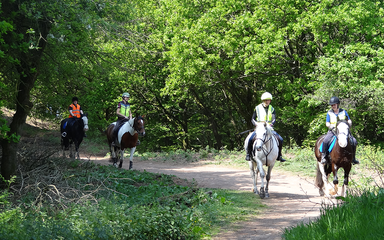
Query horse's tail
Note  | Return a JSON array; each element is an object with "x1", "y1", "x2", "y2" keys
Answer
[{"x1": 315, "y1": 164, "x2": 324, "y2": 189}]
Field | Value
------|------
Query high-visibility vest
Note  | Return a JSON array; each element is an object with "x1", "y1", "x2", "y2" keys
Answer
[
  {"x1": 328, "y1": 109, "x2": 347, "y2": 125},
  {"x1": 69, "y1": 104, "x2": 81, "y2": 118},
  {"x1": 255, "y1": 104, "x2": 274, "y2": 123},
  {"x1": 119, "y1": 101, "x2": 131, "y2": 117}
]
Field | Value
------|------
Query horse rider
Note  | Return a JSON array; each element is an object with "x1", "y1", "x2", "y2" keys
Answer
[
  {"x1": 69, "y1": 96, "x2": 84, "y2": 119},
  {"x1": 245, "y1": 92, "x2": 286, "y2": 162},
  {"x1": 321, "y1": 96, "x2": 359, "y2": 165},
  {"x1": 117, "y1": 92, "x2": 132, "y2": 121},
  {"x1": 62, "y1": 97, "x2": 86, "y2": 137},
  {"x1": 112, "y1": 92, "x2": 135, "y2": 144}
]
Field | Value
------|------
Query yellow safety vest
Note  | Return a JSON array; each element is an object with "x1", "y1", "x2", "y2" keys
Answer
[
  {"x1": 255, "y1": 104, "x2": 274, "y2": 123},
  {"x1": 328, "y1": 109, "x2": 346, "y2": 125},
  {"x1": 119, "y1": 102, "x2": 131, "y2": 117}
]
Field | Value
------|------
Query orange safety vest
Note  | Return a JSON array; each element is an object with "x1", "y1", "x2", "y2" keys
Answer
[{"x1": 69, "y1": 104, "x2": 81, "y2": 118}]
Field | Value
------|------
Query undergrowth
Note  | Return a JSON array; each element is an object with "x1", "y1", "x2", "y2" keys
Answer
[{"x1": 0, "y1": 155, "x2": 262, "y2": 239}]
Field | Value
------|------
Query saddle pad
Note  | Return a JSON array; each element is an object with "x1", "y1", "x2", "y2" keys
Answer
[
  {"x1": 320, "y1": 136, "x2": 336, "y2": 153},
  {"x1": 63, "y1": 121, "x2": 67, "y2": 130}
]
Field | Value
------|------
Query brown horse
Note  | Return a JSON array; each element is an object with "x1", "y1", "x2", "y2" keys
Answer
[
  {"x1": 106, "y1": 116, "x2": 145, "y2": 169},
  {"x1": 314, "y1": 120, "x2": 353, "y2": 197}
]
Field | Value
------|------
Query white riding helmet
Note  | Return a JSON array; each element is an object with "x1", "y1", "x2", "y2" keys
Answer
[{"x1": 261, "y1": 92, "x2": 272, "y2": 101}]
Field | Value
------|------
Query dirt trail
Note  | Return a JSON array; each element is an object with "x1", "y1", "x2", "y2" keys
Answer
[{"x1": 88, "y1": 156, "x2": 331, "y2": 240}]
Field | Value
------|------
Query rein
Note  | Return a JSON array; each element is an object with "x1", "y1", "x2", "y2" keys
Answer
[
  {"x1": 130, "y1": 117, "x2": 144, "y2": 133},
  {"x1": 254, "y1": 130, "x2": 275, "y2": 163}
]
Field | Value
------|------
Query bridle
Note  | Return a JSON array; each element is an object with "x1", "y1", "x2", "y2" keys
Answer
[
  {"x1": 336, "y1": 121, "x2": 350, "y2": 138},
  {"x1": 254, "y1": 125, "x2": 274, "y2": 159},
  {"x1": 82, "y1": 116, "x2": 89, "y2": 130},
  {"x1": 132, "y1": 117, "x2": 145, "y2": 134}
]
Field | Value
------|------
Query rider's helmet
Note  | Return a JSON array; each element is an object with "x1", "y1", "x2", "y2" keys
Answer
[
  {"x1": 329, "y1": 96, "x2": 340, "y2": 105},
  {"x1": 122, "y1": 92, "x2": 130, "y2": 98},
  {"x1": 261, "y1": 92, "x2": 273, "y2": 101},
  {"x1": 72, "y1": 96, "x2": 78, "y2": 102}
]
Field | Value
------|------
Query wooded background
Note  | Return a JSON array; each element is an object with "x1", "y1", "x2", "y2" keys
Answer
[{"x1": 2, "y1": 0, "x2": 384, "y2": 178}]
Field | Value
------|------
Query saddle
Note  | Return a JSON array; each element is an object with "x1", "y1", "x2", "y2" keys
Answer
[
  {"x1": 62, "y1": 118, "x2": 78, "y2": 137},
  {"x1": 320, "y1": 136, "x2": 336, "y2": 153},
  {"x1": 113, "y1": 118, "x2": 129, "y2": 142}
]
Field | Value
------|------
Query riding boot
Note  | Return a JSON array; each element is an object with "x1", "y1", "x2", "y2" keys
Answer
[
  {"x1": 277, "y1": 140, "x2": 286, "y2": 162},
  {"x1": 245, "y1": 138, "x2": 253, "y2": 161},
  {"x1": 352, "y1": 144, "x2": 359, "y2": 164},
  {"x1": 277, "y1": 155, "x2": 286, "y2": 162},
  {"x1": 245, "y1": 151, "x2": 250, "y2": 161}
]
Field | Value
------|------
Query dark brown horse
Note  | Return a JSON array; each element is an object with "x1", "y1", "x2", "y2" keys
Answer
[
  {"x1": 106, "y1": 116, "x2": 145, "y2": 169},
  {"x1": 60, "y1": 115, "x2": 89, "y2": 159},
  {"x1": 314, "y1": 120, "x2": 353, "y2": 197}
]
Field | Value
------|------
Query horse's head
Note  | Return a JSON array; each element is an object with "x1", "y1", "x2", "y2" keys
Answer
[
  {"x1": 336, "y1": 120, "x2": 350, "y2": 148},
  {"x1": 254, "y1": 122, "x2": 268, "y2": 151},
  {"x1": 133, "y1": 115, "x2": 145, "y2": 137},
  {"x1": 82, "y1": 115, "x2": 89, "y2": 131}
]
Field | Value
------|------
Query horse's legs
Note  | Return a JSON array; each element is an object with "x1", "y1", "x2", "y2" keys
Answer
[
  {"x1": 128, "y1": 147, "x2": 136, "y2": 170},
  {"x1": 264, "y1": 166, "x2": 274, "y2": 198},
  {"x1": 331, "y1": 164, "x2": 339, "y2": 195},
  {"x1": 256, "y1": 159, "x2": 266, "y2": 199},
  {"x1": 110, "y1": 144, "x2": 118, "y2": 167},
  {"x1": 69, "y1": 142, "x2": 74, "y2": 159},
  {"x1": 341, "y1": 165, "x2": 352, "y2": 197},
  {"x1": 318, "y1": 162, "x2": 331, "y2": 197},
  {"x1": 249, "y1": 161, "x2": 259, "y2": 194},
  {"x1": 74, "y1": 141, "x2": 80, "y2": 160},
  {"x1": 118, "y1": 149, "x2": 124, "y2": 168}
]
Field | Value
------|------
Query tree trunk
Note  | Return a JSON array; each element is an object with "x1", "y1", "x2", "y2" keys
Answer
[{"x1": 0, "y1": 1, "x2": 52, "y2": 181}]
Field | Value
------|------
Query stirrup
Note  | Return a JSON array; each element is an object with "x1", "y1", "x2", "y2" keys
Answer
[{"x1": 61, "y1": 132, "x2": 67, "y2": 138}]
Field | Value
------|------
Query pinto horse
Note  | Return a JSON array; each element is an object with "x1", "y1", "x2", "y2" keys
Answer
[
  {"x1": 60, "y1": 115, "x2": 89, "y2": 159},
  {"x1": 244, "y1": 122, "x2": 279, "y2": 199},
  {"x1": 314, "y1": 120, "x2": 353, "y2": 197},
  {"x1": 106, "y1": 116, "x2": 145, "y2": 169}
]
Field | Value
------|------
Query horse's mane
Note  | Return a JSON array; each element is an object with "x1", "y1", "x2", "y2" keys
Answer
[
  {"x1": 266, "y1": 125, "x2": 273, "y2": 135},
  {"x1": 337, "y1": 120, "x2": 349, "y2": 127}
]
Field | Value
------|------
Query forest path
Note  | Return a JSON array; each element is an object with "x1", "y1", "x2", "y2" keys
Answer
[{"x1": 88, "y1": 156, "x2": 330, "y2": 240}]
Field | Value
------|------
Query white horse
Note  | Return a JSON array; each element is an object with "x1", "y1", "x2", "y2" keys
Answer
[
  {"x1": 106, "y1": 116, "x2": 145, "y2": 169},
  {"x1": 244, "y1": 122, "x2": 279, "y2": 199}
]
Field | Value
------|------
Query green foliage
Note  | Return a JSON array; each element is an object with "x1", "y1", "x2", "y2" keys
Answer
[
  {"x1": 283, "y1": 189, "x2": 384, "y2": 240},
  {"x1": 0, "y1": 175, "x2": 16, "y2": 206},
  {"x1": 0, "y1": 155, "x2": 264, "y2": 239}
]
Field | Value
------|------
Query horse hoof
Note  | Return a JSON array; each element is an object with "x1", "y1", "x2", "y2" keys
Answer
[
  {"x1": 319, "y1": 189, "x2": 325, "y2": 196},
  {"x1": 129, "y1": 161, "x2": 133, "y2": 170},
  {"x1": 113, "y1": 163, "x2": 118, "y2": 168},
  {"x1": 259, "y1": 187, "x2": 265, "y2": 199}
]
